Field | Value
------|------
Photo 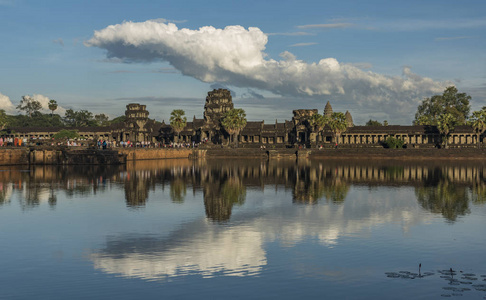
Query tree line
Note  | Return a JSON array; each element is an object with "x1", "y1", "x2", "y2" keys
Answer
[{"x1": 0, "y1": 96, "x2": 124, "y2": 131}]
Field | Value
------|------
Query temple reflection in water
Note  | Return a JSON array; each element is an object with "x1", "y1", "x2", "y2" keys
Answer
[
  {"x1": 3, "y1": 159, "x2": 486, "y2": 283},
  {"x1": 1, "y1": 159, "x2": 486, "y2": 222}
]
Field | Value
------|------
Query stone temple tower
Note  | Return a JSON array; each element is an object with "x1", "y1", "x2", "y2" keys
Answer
[
  {"x1": 324, "y1": 101, "x2": 333, "y2": 118},
  {"x1": 345, "y1": 110, "x2": 354, "y2": 127},
  {"x1": 203, "y1": 89, "x2": 234, "y2": 123},
  {"x1": 124, "y1": 103, "x2": 149, "y2": 142}
]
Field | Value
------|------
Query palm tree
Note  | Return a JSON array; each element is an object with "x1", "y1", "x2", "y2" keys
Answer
[
  {"x1": 437, "y1": 112, "x2": 456, "y2": 149},
  {"x1": 48, "y1": 99, "x2": 58, "y2": 117},
  {"x1": 309, "y1": 113, "x2": 327, "y2": 144},
  {"x1": 471, "y1": 110, "x2": 486, "y2": 149},
  {"x1": 221, "y1": 108, "x2": 247, "y2": 147},
  {"x1": 169, "y1": 109, "x2": 187, "y2": 143},
  {"x1": 328, "y1": 112, "x2": 347, "y2": 145}
]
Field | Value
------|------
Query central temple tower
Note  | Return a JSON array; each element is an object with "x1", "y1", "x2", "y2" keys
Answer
[
  {"x1": 201, "y1": 88, "x2": 234, "y2": 144},
  {"x1": 203, "y1": 89, "x2": 234, "y2": 123}
]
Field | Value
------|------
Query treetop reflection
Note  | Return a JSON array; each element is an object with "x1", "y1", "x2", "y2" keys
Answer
[{"x1": 1, "y1": 159, "x2": 486, "y2": 222}]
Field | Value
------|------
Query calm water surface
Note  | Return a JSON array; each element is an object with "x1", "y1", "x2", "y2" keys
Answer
[{"x1": 1, "y1": 159, "x2": 486, "y2": 299}]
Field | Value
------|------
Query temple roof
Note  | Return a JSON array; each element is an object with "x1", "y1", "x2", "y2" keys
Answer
[{"x1": 342, "y1": 125, "x2": 475, "y2": 134}]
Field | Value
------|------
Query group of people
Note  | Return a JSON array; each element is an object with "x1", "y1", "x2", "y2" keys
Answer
[
  {"x1": 0, "y1": 137, "x2": 26, "y2": 147},
  {"x1": 119, "y1": 140, "x2": 160, "y2": 148},
  {"x1": 0, "y1": 136, "x2": 208, "y2": 149}
]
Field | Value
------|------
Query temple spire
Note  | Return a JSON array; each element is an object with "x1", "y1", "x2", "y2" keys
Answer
[
  {"x1": 324, "y1": 101, "x2": 333, "y2": 118},
  {"x1": 345, "y1": 110, "x2": 354, "y2": 127}
]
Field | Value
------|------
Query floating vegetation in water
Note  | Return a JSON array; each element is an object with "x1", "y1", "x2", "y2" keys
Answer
[
  {"x1": 438, "y1": 269, "x2": 457, "y2": 276},
  {"x1": 472, "y1": 284, "x2": 486, "y2": 292},
  {"x1": 384, "y1": 271, "x2": 429, "y2": 279},
  {"x1": 386, "y1": 265, "x2": 486, "y2": 298},
  {"x1": 463, "y1": 277, "x2": 478, "y2": 281}
]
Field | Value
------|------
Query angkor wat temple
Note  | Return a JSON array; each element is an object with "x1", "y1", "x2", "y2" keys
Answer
[{"x1": 5, "y1": 88, "x2": 484, "y2": 148}]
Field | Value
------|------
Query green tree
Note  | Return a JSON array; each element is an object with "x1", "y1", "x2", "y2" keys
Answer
[
  {"x1": 221, "y1": 108, "x2": 247, "y2": 147},
  {"x1": 109, "y1": 115, "x2": 126, "y2": 124},
  {"x1": 63, "y1": 109, "x2": 77, "y2": 126},
  {"x1": 53, "y1": 129, "x2": 80, "y2": 140},
  {"x1": 48, "y1": 99, "x2": 58, "y2": 116},
  {"x1": 17, "y1": 95, "x2": 42, "y2": 118},
  {"x1": 6, "y1": 112, "x2": 63, "y2": 127},
  {"x1": 414, "y1": 86, "x2": 471, "y2": 125},
  {"x1": 77, "y1": 110, "x2": 95, "y2": 126},
  {"x1": 470, "y1": 109, "x2": 486, "y2": 149},
  {"x1": 310, "y1": 113, "x2": 327, "y2": 130},
  {"x1": 0, "y1": 109, "x2": 7, "y2": 130},
  {"x1": 383, "y1": 136, "x2": 404, "y2": 149},
  {"x1": 64, "y1": 109, "x2": 96, "y2": 127},
  {"x1": 94, "y1": 113, "x2": 109, "y2": 126},
  {"x1": 437, "y1": 112, "x2": 457, "y2": 149},
  {"x1": 328, "y1": 112, "x2": 347, "y2": 145},
  {"x1": 365, "y1": 119, "x2": 382, "y2": 126},
  {"x1": 169, "y1": 109, "x2": 187, "y2": 142}
]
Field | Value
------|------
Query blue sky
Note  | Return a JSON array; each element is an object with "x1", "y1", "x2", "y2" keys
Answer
[{"x1": 0, "y1": 0, "x2": 485, "y2": 124}]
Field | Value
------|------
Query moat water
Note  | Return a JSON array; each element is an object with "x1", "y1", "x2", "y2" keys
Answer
[{"x1": 1, "y1": 159, "x2": 486, "y2": 299}]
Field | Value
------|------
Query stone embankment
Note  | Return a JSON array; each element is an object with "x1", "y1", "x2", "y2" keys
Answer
[
  {"x1": 117, "y1": 148, "x2": 192, "y2": 161},
  {"x1": 0, "y1": 147, "x2": 193, "y2": 165},
  {"x1": 1, "y1": 147, "x2": 485, "y2": 166},
  {"x1": 0, "y1": 148, "x2": 30, "y2": 165},
  {"x1": 199, "y1": 147, "x2": 486, "y2": 161}
]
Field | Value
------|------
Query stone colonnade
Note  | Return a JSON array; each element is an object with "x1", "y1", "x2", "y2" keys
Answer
[{"x1": 336, "y1": 132, "x2": 479, "y2": 146}]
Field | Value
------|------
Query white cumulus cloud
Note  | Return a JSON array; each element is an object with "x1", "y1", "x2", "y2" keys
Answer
[
  {"x1": 85, "y1": 20, "x2": 450, "y2": 123},
  {"x1": 0, "y1": 92, "x2": 16, "y2": 114}
]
